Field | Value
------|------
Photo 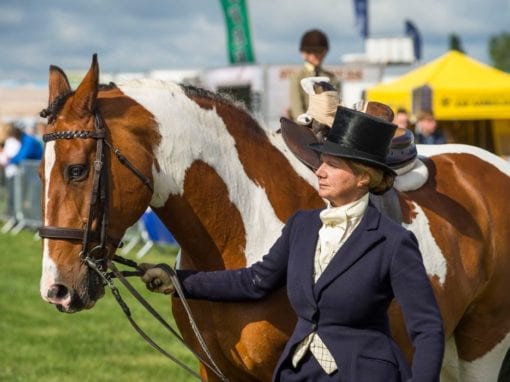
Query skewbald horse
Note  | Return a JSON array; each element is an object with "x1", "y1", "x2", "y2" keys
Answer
[{"x1": 39, "y1": 55, "x2": 510, "y2": 381}]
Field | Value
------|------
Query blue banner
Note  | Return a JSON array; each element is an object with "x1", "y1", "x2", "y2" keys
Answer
[
  {"x1": 353, "y1": 0, "x2": 368, "y2": 38},
  {"x1": 405, "y1": 19, "x2": 422, "y2": 61}
]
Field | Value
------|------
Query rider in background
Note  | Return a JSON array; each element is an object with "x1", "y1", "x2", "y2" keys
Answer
[{"x1": 288, "y1": 29, "x2": 340, "y2": 121}]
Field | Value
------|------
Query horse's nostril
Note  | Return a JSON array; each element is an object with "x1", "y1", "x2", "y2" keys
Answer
[{"x1": 47, "y1": 284, "x2": 69, "y2": 300}]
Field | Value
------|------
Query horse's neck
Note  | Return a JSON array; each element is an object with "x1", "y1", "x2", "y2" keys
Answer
[{"x1": 118, "y1": 80, "x2": 323, "y2": 269}]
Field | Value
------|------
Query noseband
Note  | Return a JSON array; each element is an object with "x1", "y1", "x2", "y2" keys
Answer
[{"x1": 39, "y1": 111, "x2": 154, "y2": 270}]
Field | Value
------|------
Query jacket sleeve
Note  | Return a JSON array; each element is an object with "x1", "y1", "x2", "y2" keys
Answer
[
  {"x1": 289, "y1": 71, "x2": 306, "y2": 120},
  {"x1": 175, "y1": 213, "x2": 298, "y2": 301},
  {"x1": 390, "y1": 230, "x2": 445, "y2": 382}
]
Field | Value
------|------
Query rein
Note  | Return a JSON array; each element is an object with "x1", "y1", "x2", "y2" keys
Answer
[
  {"x1": 39, "y1": 110, "x2": 229, "y2": 381},
  {"x1": 104, "y1": 256, "x2": 229, "y2": 382}
]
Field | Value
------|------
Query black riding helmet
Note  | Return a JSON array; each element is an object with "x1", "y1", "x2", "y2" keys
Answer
[{"x1": 300, "y1": 29, "x2": 329, "y2": 52}]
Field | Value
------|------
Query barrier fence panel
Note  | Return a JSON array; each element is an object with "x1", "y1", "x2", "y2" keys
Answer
[
  {"x1": 0, "y1": 160, "x2": 43, "y2": 234},
  {"x1": 0, "y1": 168, "x2": 9, "y2": 221}
]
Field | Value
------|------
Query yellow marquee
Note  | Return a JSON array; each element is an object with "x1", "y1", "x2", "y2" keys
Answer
[{"x1": 366, "y1": 51, "x2": 510, "y2": 120}]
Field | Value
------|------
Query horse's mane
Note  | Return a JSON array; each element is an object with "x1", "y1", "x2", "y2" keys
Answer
[
  {"x1": 40, "y1": 82, "x2": 118, "y2": 123},
  {"x1": 181, "y1": 84, "x2": 251, "y2": 115}
]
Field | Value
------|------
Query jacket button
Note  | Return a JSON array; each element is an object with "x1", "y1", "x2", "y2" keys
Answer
[{"x1": 311, "y1": 323, "x2": 317, "y2": 331}]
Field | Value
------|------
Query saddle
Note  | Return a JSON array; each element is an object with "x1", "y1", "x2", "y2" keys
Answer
[{"x1": 280, "y1": 101, "x2": 421, "y2": 224}]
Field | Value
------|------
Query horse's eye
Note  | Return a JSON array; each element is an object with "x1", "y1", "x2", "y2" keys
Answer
[{"x1": 67, "y1": 165, "x2": 88, "y2": 181}]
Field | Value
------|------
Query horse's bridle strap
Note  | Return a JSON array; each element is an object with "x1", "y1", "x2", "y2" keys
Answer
[
  {"x1": 39, "y1": 226, "x2": 122, "y2": 248},
  {"x1": 43, "y1": 130, "x2": 105, "y2": 142}
]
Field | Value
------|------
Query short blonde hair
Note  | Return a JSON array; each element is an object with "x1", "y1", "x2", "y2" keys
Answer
[{"x1": 347, "y1": 160, "x2": 395, "y2": 195}]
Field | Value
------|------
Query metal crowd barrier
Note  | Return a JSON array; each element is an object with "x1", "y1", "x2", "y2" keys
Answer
[
  {"x1": 1, "y1": 160, "x2": 42, "y2": 234},
  {"x1": 0, "y1": 161, "x2": 178, "y2": 256}
]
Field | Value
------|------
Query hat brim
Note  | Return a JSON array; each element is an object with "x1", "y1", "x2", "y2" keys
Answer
[
  {"x1": 280, "y1": 117, "x2": 321, "y2": 170},
  {"x1": 309, "y1": 141, "x2": 397, "y2": 175}
]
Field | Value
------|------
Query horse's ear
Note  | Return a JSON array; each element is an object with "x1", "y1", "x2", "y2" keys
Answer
[
  {"x1": 48, "y1": 65, "x2": 71, "y2": 107},
  {"x1": 71, "y1": 54, "x2": 99, "y2": 118}
]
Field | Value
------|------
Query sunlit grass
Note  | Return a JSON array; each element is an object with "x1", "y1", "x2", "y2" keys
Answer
[{"x1": 0, "y1": 228, "x2": 197, "y2": 382}]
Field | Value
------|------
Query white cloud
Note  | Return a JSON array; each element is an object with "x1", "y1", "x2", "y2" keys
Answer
[{"x1": 0, "y1": 0, "x2": 508, "y2": 83}]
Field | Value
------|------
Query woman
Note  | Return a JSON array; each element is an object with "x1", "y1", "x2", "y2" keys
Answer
[{"x1": 140, "y1": 106, "x2": 445, "y2": 381}]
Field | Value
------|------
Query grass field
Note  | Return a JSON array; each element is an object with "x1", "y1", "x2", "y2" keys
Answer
[{"x1": 0, "y1": 228, "x2": 198, "y2": 382}]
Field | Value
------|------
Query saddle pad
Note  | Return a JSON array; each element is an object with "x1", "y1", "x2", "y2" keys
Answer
[{"x1": 394, "y1": 158, "x2": 429, "y2": 192}]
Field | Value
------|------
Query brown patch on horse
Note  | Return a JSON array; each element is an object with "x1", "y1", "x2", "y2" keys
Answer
[
  {"x1": 152, "y1": 160, "x2": 296, "y2": 380},
  {"x1": 399, "y1": 153, "x2": 510, "y2": 362},
  {"x1": 186, "y1": 92, "x2": 324, "y2": 222},
  {"x1": 154, "y1": 160, "x2": 246, "y2": 270}
]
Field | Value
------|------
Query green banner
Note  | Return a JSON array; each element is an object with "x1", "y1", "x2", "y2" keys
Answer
[{"x1": 220, "y1": 0, "x2": 255, "y2": 64}]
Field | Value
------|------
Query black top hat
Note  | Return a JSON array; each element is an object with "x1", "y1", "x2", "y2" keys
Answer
[{"x1": 309, "y1": 106, "x2": 397, "y2": 175}]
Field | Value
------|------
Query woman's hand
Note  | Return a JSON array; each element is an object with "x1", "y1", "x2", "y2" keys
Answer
[{"x1": 138, "y1": 263, "x2": 175, "y2": 295}]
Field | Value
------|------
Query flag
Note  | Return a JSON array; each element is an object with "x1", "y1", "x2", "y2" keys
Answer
[
  {"x1": 220, "y1": 0, "x2": 256, "y2": 64},
  {"x1": 405, "y1": 19, "x2": 422, "y2": 61},
  {"x1": 353, "y1": 0, "x2": 369, "y2": 38}
]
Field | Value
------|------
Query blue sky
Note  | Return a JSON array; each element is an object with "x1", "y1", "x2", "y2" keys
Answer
[{"x1": 1, "y1": 0, "x2": 508, "y2": 84}]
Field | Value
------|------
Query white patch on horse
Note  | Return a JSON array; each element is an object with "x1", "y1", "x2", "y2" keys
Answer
[
  {"x1": 266, "y1": 131, "x2": 319, "y2": 190},
  {"x1": 41, "y1": 140, "x2": 59, "y2": 299},
  {"x1": 441, "y1": 332, "x2": 510, "y2": 382},
  {"x1": 418, "y1": 143, "x2": 510, "y2": 177},
  {"x1": 118, "y1": 80, "x2": 286, "y2": 265},
  {"x1": 43, "y1": 141, "x2": 55, "y2": 226},
  {"x1": 402, "y1": 201, "x2": 447, "y2": 285},
  {"x1": 40, "y1": 241, "x2": 59, "y2": 301}
]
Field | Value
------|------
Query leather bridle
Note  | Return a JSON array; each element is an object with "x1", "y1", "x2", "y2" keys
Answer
[
  {"x1": 39, "y1": 112, "x2": 153, "y2": 270},
  {"x1": 38, "y1": 108, "x2": 229, "y2": 381}
]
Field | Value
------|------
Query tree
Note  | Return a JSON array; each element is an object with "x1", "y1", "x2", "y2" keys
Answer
[
  {"x1": 489, "y1": 32, "x2": 510, "y2": 72},
  {"x1": 448, "y1": 33, "x2": 465, "y2": 53}
]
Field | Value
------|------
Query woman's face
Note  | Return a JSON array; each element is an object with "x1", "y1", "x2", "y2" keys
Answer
[{"x1": 315, "y1": 155, "x2": 368, "y2": 207}]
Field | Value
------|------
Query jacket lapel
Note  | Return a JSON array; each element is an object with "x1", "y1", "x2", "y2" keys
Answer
[{"x1": 314, "y1": 203, "x2": 385, "y2": 295}]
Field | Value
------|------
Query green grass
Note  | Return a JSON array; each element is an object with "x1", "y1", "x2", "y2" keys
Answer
[{"x1": 0, "y1": 228, "x2": 198, "y2": 382}]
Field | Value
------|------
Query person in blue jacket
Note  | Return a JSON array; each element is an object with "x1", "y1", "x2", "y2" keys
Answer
[
  {"x1": 140, "y1": 106, "x2": 445, "y2": 382},
  {"x1": 8, "y1": 125, "x2": 43, "y2": 165}
]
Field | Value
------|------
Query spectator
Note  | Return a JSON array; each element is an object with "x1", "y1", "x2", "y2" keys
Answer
[
  {"x1": 288, "y1": 29, "x2": 340, "y2": 121},
  {"x1": 0, "y1": 123, "x2": 22, "y2": 179},
  {"x1": 0, "y1": 123, "x2": 23, "y2": 218},
  {"x1": 415, "y1": 111, "x2": 446, "y2": 144},
  {"x1": 8, "y1": 123, "x2": 43, "y2": 165},
  {"x1": 1, "y1": 122, "x2": 43, "y2": 217},
  {"x1": 393, "y1": 108, "x2": 411, "y2": 130}
]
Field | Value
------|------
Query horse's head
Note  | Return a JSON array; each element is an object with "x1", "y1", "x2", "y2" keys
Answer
[{"x1": 39, "y1": 55, "x2": 157, "y2": 312}]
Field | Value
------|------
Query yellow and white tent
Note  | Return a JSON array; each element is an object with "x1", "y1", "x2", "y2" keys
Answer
[
  {"x1": 366, "y1": 51, "x2": 510, "y2": 156},
  {"x1": 366, "y1": 50, "x2": 510, "y2": 120}
]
